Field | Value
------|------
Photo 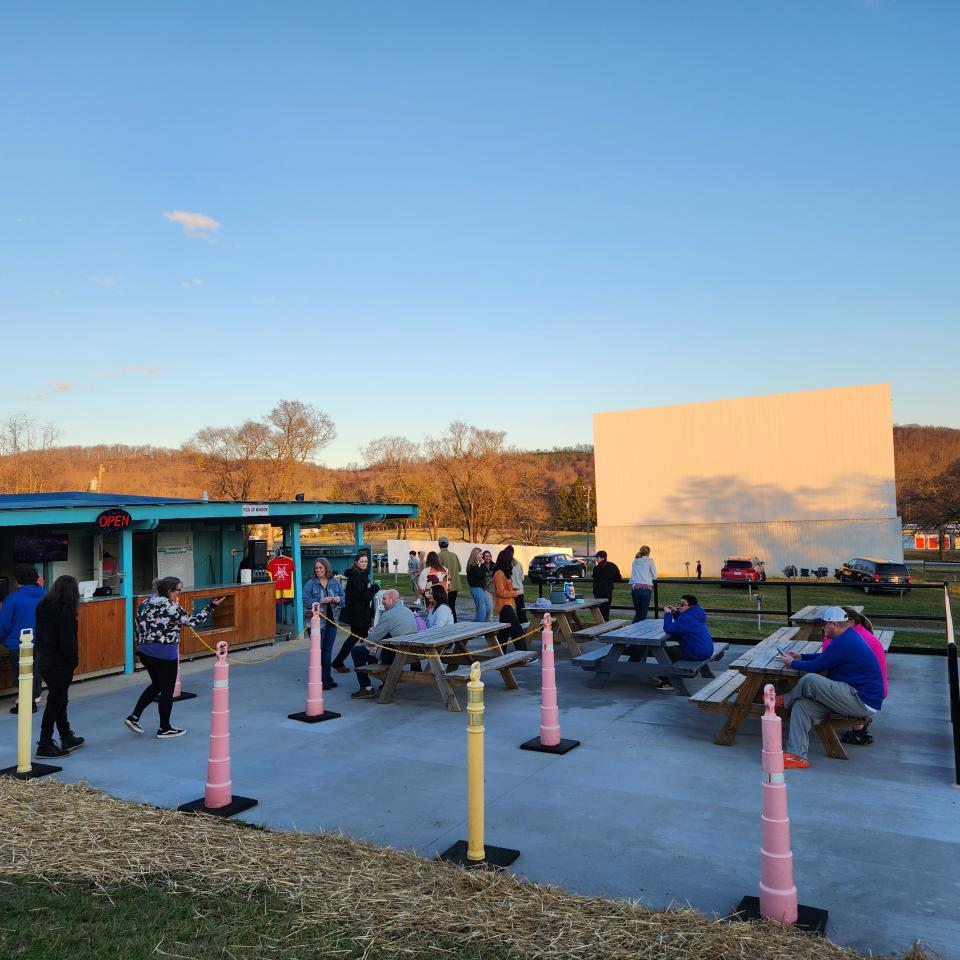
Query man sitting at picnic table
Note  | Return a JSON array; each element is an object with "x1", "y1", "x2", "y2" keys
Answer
[
  {"x1": 653, "y1": 594, "x2": 714, "y2": 692},
  {"x1": 779, "y1": 606, "x2": 884, "y2": 768},
  {"x1": 351, "y1": 589, "x2": 418, "y2": 700}
]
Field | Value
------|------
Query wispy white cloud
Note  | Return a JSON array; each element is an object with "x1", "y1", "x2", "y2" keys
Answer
[
  {"x1": 163, "y1": 209, "x2": 220, "y2": 238},
  {"x1": 122, "y1": 365, "x2": 162, "y2": 376},
  {"x1": 182, "y1": 277, "x2": 204, "y2": 288},
  {"x1": 25, "y1": 379, "x2": 76, "y2": 401},
  {"x1": 88, "y1": 274, "x2": 122, "y2": 287}
]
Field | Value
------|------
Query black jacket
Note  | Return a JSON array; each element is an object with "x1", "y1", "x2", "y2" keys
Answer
[
  {"x1": 341, "y1": 566, "x2": 375, "y2": 630},
  {"x1": 591, "y1": 561, "x2": 622, "y2": 598},
  {"x1": 34, "y1": 600, "x2": 79, "y2": 670}
]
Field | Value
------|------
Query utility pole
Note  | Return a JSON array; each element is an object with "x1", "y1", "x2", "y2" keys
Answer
[{"x1": 585, "y1": 482, "x2": 592, "y2": 559}]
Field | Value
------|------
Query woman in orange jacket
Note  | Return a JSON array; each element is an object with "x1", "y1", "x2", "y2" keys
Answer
[{"x1": 492, "y1": 548, "x2": 526, "y2": 650}]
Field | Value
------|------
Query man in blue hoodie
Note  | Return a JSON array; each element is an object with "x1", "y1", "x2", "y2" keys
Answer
[
  {"x1": 0, "y1": 565, "x2": 46, "y2": 712},
  {"x1": 655, "y1": 594, "x2": 714, "y2": 692},
  {"x1": 780, "y1": 605, "x2": 883, "y2": 768}
]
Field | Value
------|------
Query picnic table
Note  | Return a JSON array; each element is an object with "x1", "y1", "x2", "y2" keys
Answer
[
  {"x1": 689, "y1": 621, "x2": 889, "y2": 760},
  {"x1": 570, "y1": 619, "x2": 728, "y2": 696},
  {"x1": 524, "y1": 598, "x2": 607, "y2": 657},
  {"x1": 790, "y1": 604, "x2": 863, "y2": 642},
  {"x1": 360, "y1": 620, "x2": 536, "y2": 712}
]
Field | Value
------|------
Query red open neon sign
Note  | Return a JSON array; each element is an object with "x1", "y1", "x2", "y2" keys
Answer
[{"x1": 96, "y1": 508, "x2": 132, "y2": 530}]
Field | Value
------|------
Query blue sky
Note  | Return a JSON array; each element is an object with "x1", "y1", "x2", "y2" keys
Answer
[{"x1": 2, "y1": 1, "x2": 957, "y2": 467}]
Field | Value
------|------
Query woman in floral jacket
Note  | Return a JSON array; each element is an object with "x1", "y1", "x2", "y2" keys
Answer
[{"x1": 124, "y1": 577, "x2": 224, "y2": 739}]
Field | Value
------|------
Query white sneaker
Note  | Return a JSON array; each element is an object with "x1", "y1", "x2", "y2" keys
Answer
[{"x1": 156, "y1": 727, "x2": 186, "y2": 739}]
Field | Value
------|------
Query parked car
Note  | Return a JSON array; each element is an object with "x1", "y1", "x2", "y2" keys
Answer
[
  {"x1": 720, "y1": 556, "x2": 766, "y2": 585},
  {"x1": 528, "y1": 553, "x2": 586, "y2": 583},
  {"x1": 837, "y1": 557, "x2": 911, "y2": 593}
]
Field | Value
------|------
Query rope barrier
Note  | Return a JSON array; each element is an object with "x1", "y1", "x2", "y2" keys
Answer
[
  {"x1": 180, "y1": 602, "x2": 541, "y2": 665},
  {"x1": 183, "y1": 625, "x2": 310, "y2": 664},
  {"x1": 307, "y1": 606, "x2": 542, "y2": 658}
]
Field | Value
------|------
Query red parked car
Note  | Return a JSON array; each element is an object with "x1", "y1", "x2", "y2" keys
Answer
[{"x1": 720, "y1": 556, "x2": 766, "y2": 585}]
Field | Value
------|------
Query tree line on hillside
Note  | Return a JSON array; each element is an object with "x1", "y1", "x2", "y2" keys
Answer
[
  {"x1": 3, "y1": 412, "x2": 958, "y2": 547},
  {"x1": 0, "y1": 405, "x2": 596, "y2": 542}
]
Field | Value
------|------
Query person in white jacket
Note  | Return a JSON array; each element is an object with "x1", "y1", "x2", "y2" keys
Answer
[{"x1": 629, "y1": 545, "x2": 657, "y2": 623}]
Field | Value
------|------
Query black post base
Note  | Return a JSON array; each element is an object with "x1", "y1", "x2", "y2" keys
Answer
[
  {"x1": 438, "y1": 840, "x2": 520, "y2": 869},
  {"x1": 177, "y1": 795, "x2": 258, "y2": 818},
  {"x1": 733, "y1": 896, "x2": 828, "y2": 935},
  {"x1": 0, "y1": 762, "x2": 63, "y2": 780},
  {"x1": 172, "y1": 691, "x2": 198, "y2": 702},
  {"x1": 288, "y1": 710, "x2": 341, "y2": 724},
  {"x1": 520, "y1": 736, "x2": 581, "y2": 755}
]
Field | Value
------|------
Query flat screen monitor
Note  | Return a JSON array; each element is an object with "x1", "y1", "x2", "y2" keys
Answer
[{"x1": 14, "y1": 533, "x2": 69, "y2": 563}]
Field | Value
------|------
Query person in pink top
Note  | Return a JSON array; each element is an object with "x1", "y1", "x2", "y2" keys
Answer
[{"x1": 817, "y1": 607, "x2": 888, "y2": 744}]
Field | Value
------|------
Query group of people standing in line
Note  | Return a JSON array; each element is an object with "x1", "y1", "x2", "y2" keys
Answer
[{"x1": 1, "y1": 564, "x2": 224, "y2": 758}]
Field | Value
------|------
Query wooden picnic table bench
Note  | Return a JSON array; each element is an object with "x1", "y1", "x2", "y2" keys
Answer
[
  {"x1": 358, "y1": 621, "x2": 536, "y2": 712},
  {"x1": 524, "y1": 598, "x2": 608, "y2": 657},
  {"x1": 572, "y1": 619, "x2": 630, "y2": 642},
  {"x1": 790, "y1": 604, "x2": 863, "y2": 641},
  {"x1": 690, "y1": 623, "x2": 892, "y2": 759},
  {"x1": 570, "y1": 619, "x2": 729, "y2": 696}
]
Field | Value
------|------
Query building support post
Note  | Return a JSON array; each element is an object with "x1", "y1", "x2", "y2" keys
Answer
[{"x1": 120, "y1": 525, "x2": 135, "y2": 674}]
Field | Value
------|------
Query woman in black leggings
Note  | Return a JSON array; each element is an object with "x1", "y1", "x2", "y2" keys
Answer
[
  {"x1": 34, "y1": 576, "x2": 83, "y2": 759},
  {"x1": 492, "y1": 549, "x2": 526, "y2": 651},
  {"x1": 331, "y1": 554, "x2": 375, "y2": 672},
  {"x1": 124, "y1": 577, "x2": 224, "y2": 739}
]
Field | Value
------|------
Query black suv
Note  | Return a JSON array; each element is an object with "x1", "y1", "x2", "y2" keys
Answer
[
  {"x1": 837, "y1": 557, "x2": 912, "y2": 594},
  {"x1": 528, "y1": 553, "x2": 586, "y2": 583}
]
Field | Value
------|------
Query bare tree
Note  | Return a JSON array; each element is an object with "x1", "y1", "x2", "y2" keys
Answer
[
  {"x1": 0, "y1": 415, "x2": 60, "y2": 492},
  {"x1": 184, "y1": 400, "x2": 336, "y2": 501},
  {"x1": 900, "y1": 459, "x2": 960, "y2": 559},
  {"x1": 183, "y1": 421, "x2": 272, "y2": 500},
  {"x1": 425, "y1": 422, "x2": 514, "y2": 542},
  {"x1": 361, "y1": 435, "x2": 424, "y2": 537},
  {"x1": 265, "y1": 400, "x2": 336, "y2": 499}
]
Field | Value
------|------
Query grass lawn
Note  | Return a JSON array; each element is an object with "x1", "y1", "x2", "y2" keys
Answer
[
  {"x1": 0, "y1": 876, "x2": 508, "y2": 960},
  {"x1": 376, "y1": 570, "x2": 956, "y2": 651}
]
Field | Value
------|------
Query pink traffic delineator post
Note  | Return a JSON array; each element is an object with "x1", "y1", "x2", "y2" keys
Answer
[
  {"x1": 520, "y1": 612, "x2": 580, "y2": 755},
  {"x1": 289, "y1": 603, "x2": 340, "y2": 724},
  {"x1": 734, "y1": 683, "x2": 827, "y2": 933},
  {"x1": 178, "y1": 641, "x2": 257, "y2": 818},
  {"x1": 171, "y1": 652, "x2": 197, "y2": 702}
]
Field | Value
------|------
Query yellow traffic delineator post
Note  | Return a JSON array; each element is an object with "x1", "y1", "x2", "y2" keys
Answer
[
  {"x1": 439, "y1": 662, "x2": 520, "y2": 869},
  {"x1": 1, "y1": 629, "x2": 62, "y2": 780}
]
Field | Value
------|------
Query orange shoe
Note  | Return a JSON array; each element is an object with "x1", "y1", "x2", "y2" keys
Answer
[{"x1": 783, "y1": 752, "x2": 809, "y2": 769}]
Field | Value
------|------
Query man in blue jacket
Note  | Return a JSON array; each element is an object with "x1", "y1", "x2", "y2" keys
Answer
[
  {"x1": 0, "y1": 565, "x2": 46, "y2": 712},
  {"x1": 780, "y1": 605, "x2": 883, "y2": 768},
  {"x1": 654, "y1": 594, "x2": 714, "y2": 692}
]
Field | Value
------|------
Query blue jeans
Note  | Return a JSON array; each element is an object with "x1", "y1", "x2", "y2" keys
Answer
[
  {"x1": 631, "y1": 587, "x2": 652, "y2": 623},
  {"x1": 470, "y1": 587, "x2": 489, "y2": 622},
  {"x1": 321, "y1": 620, "x2": 338, "y2": 685}
]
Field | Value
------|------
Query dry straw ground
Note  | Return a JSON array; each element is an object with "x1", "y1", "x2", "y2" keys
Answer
[{"x1": 0, "y1": 779, "x2": 927, "y2": 960}]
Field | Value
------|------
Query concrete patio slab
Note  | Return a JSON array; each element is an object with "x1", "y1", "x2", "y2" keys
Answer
[{"x1": 2, "y1": 640, "x2": 957, "y2": 959}]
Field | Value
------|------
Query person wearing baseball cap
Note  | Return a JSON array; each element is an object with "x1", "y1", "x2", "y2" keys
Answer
[
  {"x1": 779, "y1": 606, "x2": 884, "y2": 768},
  {"x1": 437, "y1": 537, "x2": 461, "y2": 623}
]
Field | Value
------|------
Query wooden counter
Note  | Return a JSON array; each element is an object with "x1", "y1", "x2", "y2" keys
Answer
[
  {"x1": 1, "y1": 582, "x2": 276, "y2": 696},
  {"x1": 135, "y1": 581, "x2": 277, "y2": 660},
  {"x1": 0, "y1": 596, "x2": 126, "y2": 694}
]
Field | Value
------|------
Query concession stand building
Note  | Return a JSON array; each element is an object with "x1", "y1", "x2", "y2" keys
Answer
[{"x1": 0, "y1": 492, "x2": 417, "y2": 694}]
